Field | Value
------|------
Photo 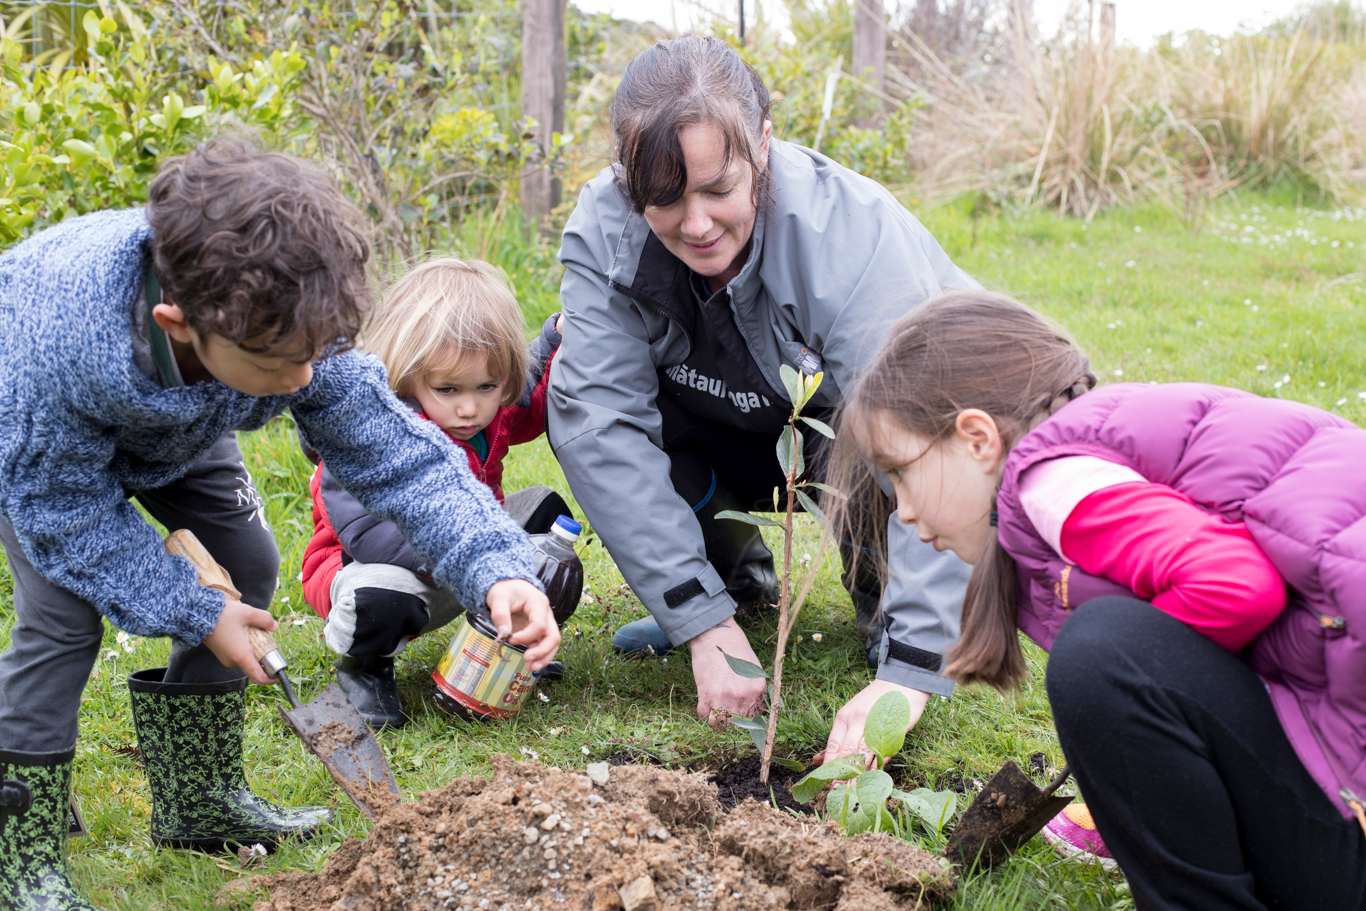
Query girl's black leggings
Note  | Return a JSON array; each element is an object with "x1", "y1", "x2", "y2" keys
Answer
[{"x1": 1048, "y1": 597, "x2": 1365, "y2": 911}]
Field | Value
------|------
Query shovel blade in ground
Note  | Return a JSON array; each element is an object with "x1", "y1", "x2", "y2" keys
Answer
[
  {"x1": 943, "y1": 760, "x2": 1073, "y2": 871},
  {"x1": 279, "y1": 682, "x2": 402, "y2": 819}
]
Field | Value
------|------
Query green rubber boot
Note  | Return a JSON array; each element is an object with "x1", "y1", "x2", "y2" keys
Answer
[
  {"x1": 0, "y1": 749, "x2": 98, "y2": 911},
  {"x1": 128, "y1": 668, "x2": 332, "y2": 852}
]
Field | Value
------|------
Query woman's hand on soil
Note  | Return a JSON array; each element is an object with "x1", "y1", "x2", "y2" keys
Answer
[
  {"x1": 203, "y1": 599, "x2": 279, "y2": 685},
  {"x1": 817, "y1": 679, "x2": 930, "y2": 767},
  {"x1": 486, "y1": 578, "x2": 561, "y2": 671},
  {"x1": 688, "y1": 621, "x2": 768, "y2": 728}
]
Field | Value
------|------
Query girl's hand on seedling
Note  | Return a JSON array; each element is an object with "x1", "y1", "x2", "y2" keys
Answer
[
  {"x1": 817, "y1": 679, "x2": 930, "y2": 768},
  {"x1": 486, "y1": 578, "x2": 561, "y2": 671},
  {"x1": 203, "y1": 600, "x2": 280, "y2": 686}
]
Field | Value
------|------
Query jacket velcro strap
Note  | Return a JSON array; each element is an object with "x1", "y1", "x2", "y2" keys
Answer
[
  {"x1": 885, "y1": 638, "x2": 944, "y2": 672},
  {"x1": 663, "y1": 578, "x2": 706, "y2": 609}
]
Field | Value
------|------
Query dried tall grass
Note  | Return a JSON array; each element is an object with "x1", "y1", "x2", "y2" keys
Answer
[
  {"x1": 1183, "y1": 32, "x2": 1365, "y2": 194},
  {"x1": 893, "y1": 0, "x2": 1366, "y2": 216}
]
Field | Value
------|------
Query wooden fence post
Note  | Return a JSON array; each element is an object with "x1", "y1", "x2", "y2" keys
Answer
[
  {"x1": 521, "y1": 0, "x2": 566, "y2": 232},
  {"x1": 1099, "y1": 2, "x2": 1116, "y2": 70},
  {"x1": 852, "y1": 0, "x2": 885, "y2": 127}
]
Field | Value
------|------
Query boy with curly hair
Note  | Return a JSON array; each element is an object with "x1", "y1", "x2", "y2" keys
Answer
[{"x1": 0, "y1": 138, "x2": 558, "y2": 911}]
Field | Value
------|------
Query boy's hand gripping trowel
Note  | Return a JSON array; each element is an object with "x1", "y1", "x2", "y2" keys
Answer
[{"x1": 165, "y1": 529, "x2": 402, "y2": 819}]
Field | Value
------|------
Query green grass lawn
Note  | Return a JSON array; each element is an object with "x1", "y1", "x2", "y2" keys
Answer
[{"x1": 2, "y1": 191, "x2": 1363, "y2": 909}]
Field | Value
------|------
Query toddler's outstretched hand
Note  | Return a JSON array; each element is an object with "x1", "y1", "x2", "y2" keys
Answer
[
  {"x1": 486, "y1": 578, "x2": 561, "y2": 671},
  {"x1": 816, "y1": 679, "x2": 931, "y2": 768},
  {"x1": 203, "y1": 599, "x2": 280, "y2": 685}
]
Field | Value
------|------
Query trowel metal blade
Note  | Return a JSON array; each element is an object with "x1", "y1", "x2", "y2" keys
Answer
[
  {"x1": 280, "y1": 682, "x2": 402, "y2": 819},
  {"x1": 943, "y1": 759, "x2": 1073, "y2": 871}
]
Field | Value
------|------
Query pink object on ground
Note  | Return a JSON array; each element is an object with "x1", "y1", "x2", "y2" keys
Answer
[{"x1": 1041, "y1": 803, "x2": 1118, "y2": 870}]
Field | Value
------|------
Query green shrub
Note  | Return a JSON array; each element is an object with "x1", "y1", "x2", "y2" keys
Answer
[
  {"x1": 0, "y1": 8, "x2": 301, "y2": 249},
  {"x1": 0, "y1": 8, "x2": 304, "y2": 246}
]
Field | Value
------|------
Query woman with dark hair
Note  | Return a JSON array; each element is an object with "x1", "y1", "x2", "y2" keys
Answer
[{"x1": 549, "y1": 36, "x2": 976, "y2": 747}]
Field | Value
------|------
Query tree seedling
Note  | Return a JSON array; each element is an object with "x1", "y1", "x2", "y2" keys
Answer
[
  {"x1": 791, "y1": 691, "x2": 957, "y2": 836},
  {"x1": 716, "y1": 365, "x2": 842, "y2": 783}
]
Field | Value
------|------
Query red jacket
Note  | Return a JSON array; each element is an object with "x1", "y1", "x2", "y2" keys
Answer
[{"x1": 301, "y1": 318, "x2": 559, "y2": 618}]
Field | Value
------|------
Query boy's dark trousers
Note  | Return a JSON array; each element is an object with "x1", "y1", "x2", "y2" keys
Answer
[{"x1": 0, "y1": 433, "x2": 277, "y2": 753}]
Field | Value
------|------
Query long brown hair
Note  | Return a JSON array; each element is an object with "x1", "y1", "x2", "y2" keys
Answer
[{"x1": 824, "y1": 290, "x2": 1096, "y2": 691}]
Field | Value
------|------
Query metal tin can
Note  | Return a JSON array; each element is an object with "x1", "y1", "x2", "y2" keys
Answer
[{"x1": 431, "y1": 612, "x2": 538, "y2": 721}]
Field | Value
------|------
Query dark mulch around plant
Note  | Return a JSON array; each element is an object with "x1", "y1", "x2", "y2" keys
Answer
[
  {"x1": 934, "y1": 759, "x2": 970, "y2": 794},
  {"x1": 707, "y1": 753, "x2": 815, "y2": 815}
]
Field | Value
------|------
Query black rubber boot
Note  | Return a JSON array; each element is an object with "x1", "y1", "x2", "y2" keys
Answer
[
  {"x1": 696, "y1": 480, "x2": 780, "y2": 613},
  {"x1": 334, "y1": 655, "x2": 408, "y2": 729},
  {"x1": 128, "y1": 668, "x2": 332, "y2": 852},
  {"x1": 0, "y1": 749, "x2": 97, "y2": 911}
]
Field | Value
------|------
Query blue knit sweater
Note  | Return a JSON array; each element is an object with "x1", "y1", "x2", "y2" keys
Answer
[{"x1": 0, "y1": 209, "x2": 537, "y2": 645}]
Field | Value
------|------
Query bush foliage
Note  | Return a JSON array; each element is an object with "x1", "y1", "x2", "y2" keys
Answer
[
  {"x1": 0, "y1": 7, "x2": 304, "y2": 243},
  {"x1": 2, "y1": 0, "x2": 1362, "y2": 256}
]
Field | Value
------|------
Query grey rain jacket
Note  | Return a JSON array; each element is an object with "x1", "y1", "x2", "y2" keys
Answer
[{"x1": 549, "y1": 139, "x2": 976, "y2": 695}]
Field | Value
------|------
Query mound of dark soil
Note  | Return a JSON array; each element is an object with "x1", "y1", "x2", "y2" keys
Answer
[{"x1": 233, "y1": 756, "x2": 953, "y2": 911}]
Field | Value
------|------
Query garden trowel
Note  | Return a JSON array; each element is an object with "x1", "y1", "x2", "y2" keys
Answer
[
  {"x1": 165, "y1": 529, "x2": 402, "y2": 819},
  {"x1": 943, "y1": 760, "x2": 1073, "y2": 871}
]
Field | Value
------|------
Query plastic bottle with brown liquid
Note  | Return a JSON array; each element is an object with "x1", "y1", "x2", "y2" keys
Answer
[{"x1": 530, "y1": 516, "x2": 584, "y2": 626}]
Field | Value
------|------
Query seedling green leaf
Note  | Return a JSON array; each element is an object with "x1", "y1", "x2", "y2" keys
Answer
[
  {"x1": 730, "y1": 714, "x2": 768, "y2": 753},
  {"x1": 856, "y1": 769, "x2": 894, "y2": 809},
  {"x1": 844, "y1": 803, "x2": 895, "y2": 834},
  {"x1": 715, "y1": 509, "x2": 783, "y2": 528},
  {"x1": 717, "y1": 648, "x2": 768, "y2": 679},
  {"x1": 827, "y1": 780, "x2": 855, "y2": 817},
  {"x1": 793, "y1": 488, "x2": 828, "y2": 526},
  {"x1": 863, "y1": 691, "x2": 912, "y2": 762},
  {"x1": 800, "y1": 481, "x2": 845, "y2": 498},
  {"x1": 799, "y1": 415, "x2": 835, "y2": 438},
  {"x1": 893, "y1": 787, "x2": 959, "y2": 832},
  {"x1": 776, "y1": 426, "x2": 795, "y2": 477},
  {"x1": 772, "y1": 756, "x2": 806, "y2": 772},
  {"x1": 779, "y1": 363, "x2": 802, "y2": 407},
  {"x1": 803, "y1": 371, "x2": 824, "y2": 403},
  {"x1": 791, "y1": 757, "x2": 866, "y2": 803}
]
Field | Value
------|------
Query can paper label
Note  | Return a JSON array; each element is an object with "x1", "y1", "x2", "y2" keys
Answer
[{"x1": 432, "y1": 616, "x2": 537, "y2": 719}]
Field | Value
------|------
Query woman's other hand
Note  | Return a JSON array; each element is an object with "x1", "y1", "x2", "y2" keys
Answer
[
  {"x1": 486, "y1": 578, "x2": 561, "y2": 671},
  {"x1": 816, "y1": 679, "x2": 931, "y2": 767},
  {"x1": 688, "y1": 621, "x2": 768, "y2": 728}
]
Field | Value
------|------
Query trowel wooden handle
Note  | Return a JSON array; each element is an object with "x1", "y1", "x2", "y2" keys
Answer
[
  {"x1": 165, "y1": 528, "x2": 242, "y2": 600},
  {"x1": 248, "y1": 628, "x2": 289, "y2": 678}
]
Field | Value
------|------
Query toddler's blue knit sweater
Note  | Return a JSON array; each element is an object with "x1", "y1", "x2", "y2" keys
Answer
[{"x1": 0, "y1": 209, "x2": 537, "y2": 645}]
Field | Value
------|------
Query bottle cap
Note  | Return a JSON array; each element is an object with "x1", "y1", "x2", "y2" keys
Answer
[{"x1": 551, "y1": 515, "x2": 582, "y2": 542}]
